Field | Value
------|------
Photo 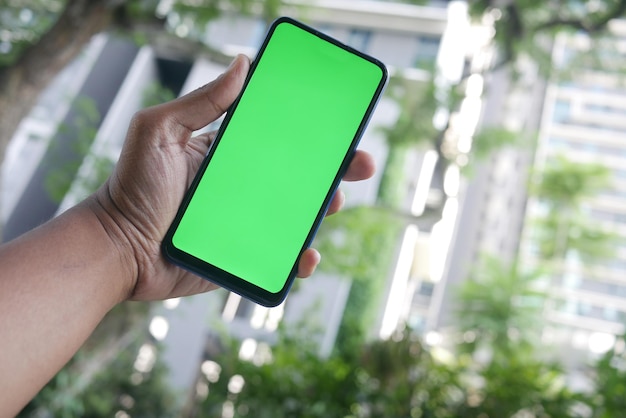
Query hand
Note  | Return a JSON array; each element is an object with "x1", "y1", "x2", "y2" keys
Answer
[{"x1": 90, "y1": 55, "x2": 375, "y2": 301}]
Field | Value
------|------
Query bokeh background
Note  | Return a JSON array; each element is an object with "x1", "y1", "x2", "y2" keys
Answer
[{"x1": 3, "y1": 0, "x2": 626, "y2": 416}]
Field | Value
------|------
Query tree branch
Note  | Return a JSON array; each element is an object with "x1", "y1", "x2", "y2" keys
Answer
[
  {"x1": 0, "y1": 0, "x2": 116, "y2": 157},
  {"x1": 533, "y1": 0, "x2": 626, "y2": 34}
]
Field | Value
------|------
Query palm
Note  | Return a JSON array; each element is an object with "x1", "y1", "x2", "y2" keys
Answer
[{"x1": 106, "y1": 117, "x2": 219, "y2": 300}]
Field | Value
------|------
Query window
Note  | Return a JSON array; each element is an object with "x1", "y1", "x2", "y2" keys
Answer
[
  {"x1": 414, "y1": 35, "x2": 440, "y2": 69},
  {"x1": 417, "y1": 281, "x2": 434, "y2": 297},
  {"x1": 235, "y1": 297, "x2": 255, "y2": 319},
  {"x1": 552, "y1": 100, "x2": 571, "y2": 122},
  {"x1": 346, "y1": 29, "x2": 372, "y2": 52}
]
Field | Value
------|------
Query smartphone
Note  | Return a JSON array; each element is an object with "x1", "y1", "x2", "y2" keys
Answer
[{"x1": 163, "y1": 17, "x2": 388, "y2": 307}]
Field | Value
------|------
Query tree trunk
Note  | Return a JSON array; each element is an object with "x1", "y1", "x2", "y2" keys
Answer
[{"x1": 0, "y1": 0, "x2": 114, "y2": 165}]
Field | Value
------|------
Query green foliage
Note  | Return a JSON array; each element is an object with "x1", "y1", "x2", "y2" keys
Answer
[
  {"x1": 44, "y1": 96, "x2": 100, "y2": 202},
  {"x1": 358, "y1": 334, "x2": 466, "y2": 417},
  {"x1": 314, "y1": 206, "x2": 402, "y2": 353},
  {"x1": 456, "y1": 256, "x2": 545, "y2": 355},
  {"x1": 195, "y1": 325, "x2": 466, "y2": 418},
  {"x1": 376, "y1": 144, "x2": 408, "y2": 206},
  {"x1": 124, "y1": 0, "x2": 161, "y2": 21},
  {"x1": 259, "y1": 0, "x2": 283, "y2": 22},
  {"x1": 21, "y1": 339, "x2": 176, "y2": 418},
  {"x1": 462, "y1": 127, "x2": 535, "y2": 177},
  {"x1": 43, "y1": 96, "x2": 115, "y2": 203},
  {"x1": 454, "y1": 255, "x2": 585, "y2": 417},
  {"x1": 530, "y1": 155, "x2": 612, "y2": 208},
  {"x1": 170, "y1": 0, "x2": 280, "y2": 39},
  {"x1": 0, "y1": 0, "x2": 65, "y2": 66},
  {"x1": 528, "y1": 155, "x2": 615, "y2": 261},
  {"x1": 171, "y1": 1, "x2": 223, "y2": 26},
  {"x1": 470, "y1": 352, "x2": 582, "y2": 418},
  {"x1": 530, "y1": 213, "x2": 617, "y2": 262},
  {"x1": 470, "y1": 127, "x2": 531, "y2": 160},
  {"x1": 0, "y1": 0, "x2": 272, "y2": 69},
  {"x1": 552, "y1": 34, "x2": 626, "y2": 83},
  {"x1": 142, "y1": 81, "x2": 177, "y2": 108},
  {"x1": 589, "y1": 333, "x2": 626, "y2": 417},
  {"x1": 197, "y1": 325, "x2": 359, "y2": 418},
  {"x1": 81, "y1": 342, "x2": 176, "y2": 418},
  {"x1": 45, "y1": 80, "x2": 176, "y2": 205},
  {"x1": 393, "y1": 0, "x2": 429, "y2": 5},
  {"x1": 315, "y1": 206, "x2": 401, "y2": 282},
  {"x1": 468, "y1": 0, "x2": 626, "y2": 73},
  {"x1": 380, "y1": 75, "x2": 439, "y2": 149}
]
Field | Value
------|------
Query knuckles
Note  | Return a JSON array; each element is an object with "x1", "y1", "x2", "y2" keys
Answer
[
  {"x1": 127, "y1": 105, "x2": 183, "y2": 145},
  {"x1": 129, "y1": 107, "x2": 162, "y2": 134}
]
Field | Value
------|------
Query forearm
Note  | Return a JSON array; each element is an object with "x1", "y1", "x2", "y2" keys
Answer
[{"x1": 0, "y1": 200, "x2": 133, "y2": 416}]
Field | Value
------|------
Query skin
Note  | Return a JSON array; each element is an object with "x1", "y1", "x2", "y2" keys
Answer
[{"x1": 0, "y1": 55, "x2": 375, "y2": 416}]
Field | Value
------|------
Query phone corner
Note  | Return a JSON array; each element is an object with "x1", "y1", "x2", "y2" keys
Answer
[
  {"x1": 160, "y1": 234, "x2": 176, "y2": 262},
  {"x1": 270, "y1": 16, "x2": 296, "y2": 29}
]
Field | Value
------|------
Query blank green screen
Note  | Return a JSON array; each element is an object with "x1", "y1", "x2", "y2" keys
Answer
[{"x1": 172, "y1": 21, "x2": 384, "y2": 293}]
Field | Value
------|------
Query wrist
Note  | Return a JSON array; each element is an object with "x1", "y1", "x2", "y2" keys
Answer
[{"x1": 83, "y1": 186, "x2": 139, "y2": 302}]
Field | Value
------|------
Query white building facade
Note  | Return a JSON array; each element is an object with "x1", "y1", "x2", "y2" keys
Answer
[{"x1": 521, "y1": 23, "x2": 626, "y2": 361}]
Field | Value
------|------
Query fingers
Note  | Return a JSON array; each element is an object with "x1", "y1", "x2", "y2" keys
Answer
[
  {"x1": 166, "y1": 55, "x2": 250, "y2": 133},
  {"x1": 324, "y1": 151, "x2": 375, "y2": 216},
  {"x1": 343, "y1": 150, "x2": 376, "y2": 182},
  {"x1": 326, "y1": 189, "x2": 345, "y2": 216},
  {"x1": 191, "y1": 131, "x2": 218, "y2": 148},
  {"x1": 297, "y1": 248, "x2": 321, "y2": 278}
]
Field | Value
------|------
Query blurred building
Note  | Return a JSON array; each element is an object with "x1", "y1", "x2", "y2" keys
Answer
[
  {"x1": 520, "y1": 23, "x2": 626, "y2": 367},
  {"x1": 427, "y1": 11, "x2": 626, "y2": 379},
  {"x1": 428, "y1": 52, "x2": 547, "y2": 334},
  {"x1": 2, "y1": 36, "x2": 141, "y2": 235}
]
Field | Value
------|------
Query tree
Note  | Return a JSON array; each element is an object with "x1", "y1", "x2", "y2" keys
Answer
[
  {"x1": 531, "y1": 156, "x2": 612, "y2": 210},
  {"x1": 531, "y1": 213, "x2": 617, "y2": 263},
  {"x1": 452, "y1": 155, "x2": 620, "y2": 412},
  {"x1": 376, "y1": 73, "x2": 440, "y2": 206},
  {"x1": 589, "y1": 332, "x2": 626, "y2": 417},
  {"x1": 43, "y1": 96, "x2": 109, "y2": 203},
  {"x1": 522, "y1": 156, "x2": 623, "y2": 417},
  {"x1": 468, "y1": 0, "x2": 626, "y2": 72},
  {"x1": 358, "y1": 332, "x2": 466, "y2": 417},
  {"x1": 0, "y1": 0, "x2": 279, "y2": 159},
  {"x1": 196, "y1": 326, "x2": 361, "y2": 417},
  {"x1": 313, "y1": 206, "x2": 403, "y2": 357},
  {"x1": 528, "y1": 155, "x2": 615, "y2": 265},
  {"x1": 455, "y1": 256, "x2": 545, "y2": 356},
  {"x1": 192, "y1": 324, "x2": 466, "y2": 417},
  {"x1": 454, "y1": 256, "x2": 582, "y2": 417},
  {"x1": 1, "y1": 0, "x2": 121, "y2": 159}
]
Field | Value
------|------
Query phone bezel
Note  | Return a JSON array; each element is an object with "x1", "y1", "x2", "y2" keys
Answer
[{"x1": 162, "y1": 16, "x2": 388, "y2": 307}]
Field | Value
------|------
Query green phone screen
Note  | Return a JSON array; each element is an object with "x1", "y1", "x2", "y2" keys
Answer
[{"x1": 167, "y1": 18, "x2": 386, "y2": 304}]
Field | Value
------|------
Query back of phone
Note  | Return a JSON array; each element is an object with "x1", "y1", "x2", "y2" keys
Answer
[{"x1": 163, "y1": 17, "x2": 388, "y2": 306}]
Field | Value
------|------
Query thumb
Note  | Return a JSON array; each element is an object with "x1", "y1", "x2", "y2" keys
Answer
[{"x1": 166, "y1": 54, "x2": 250, "y2": 133}]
